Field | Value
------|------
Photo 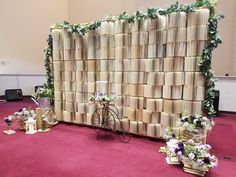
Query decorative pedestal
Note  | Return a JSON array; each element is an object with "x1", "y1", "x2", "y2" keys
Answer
[{"x1": 4, "y1": 129, "x2": 16, "y2": 135}]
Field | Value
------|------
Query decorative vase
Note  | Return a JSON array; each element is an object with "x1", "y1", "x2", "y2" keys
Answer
[{"x1": 39, "y1": 97, "x2": 50, "y2": 109}]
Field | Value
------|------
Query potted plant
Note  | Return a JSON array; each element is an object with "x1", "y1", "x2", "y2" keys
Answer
[{"x1": 32, "y1": 84, "x2": 54, "y2": 109}]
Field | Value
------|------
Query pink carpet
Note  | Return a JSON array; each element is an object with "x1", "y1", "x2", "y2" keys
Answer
[{"x1": 0, "y1": 99, "x2": 235, "y2": 177}]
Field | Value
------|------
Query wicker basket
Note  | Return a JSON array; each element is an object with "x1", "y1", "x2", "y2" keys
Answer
[{"x1": 181, "y1": 129, "x2": 207, "y2": 144}]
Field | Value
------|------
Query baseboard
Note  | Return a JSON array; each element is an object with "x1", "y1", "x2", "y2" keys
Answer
[{"x1": 219, "y1": 111, "x2": 236, "y2": 115}]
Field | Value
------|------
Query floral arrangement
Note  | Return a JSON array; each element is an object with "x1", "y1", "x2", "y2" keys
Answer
[
  {"x1": 178, "y1": 114, "x2": 214, "y2": 133},
  {"x1": 181, "y1": 140, "x2": 218, "y2": 172},
  {"x1": 32, "y1": 84, "x2": 54, "y2": 101},
  {"x1": 90, "y1": 92, "x2": 115, "y2": 103},
  {"x1": 4, "y1": 116, "x2": 13, "y2": 126},
  {"x1": 13, "y1": 107, "x2": 36, "y2": 121},
  {"x1": 166, "y1": 138, "x2": 185, "y2": 158}
]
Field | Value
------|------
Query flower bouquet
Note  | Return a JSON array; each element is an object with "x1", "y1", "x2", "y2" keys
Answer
[
  {"x1": 13, "y1": 107, "x2": 36, "y2": 130},
  {"x1": 181, "y1": 140, "x2": 218, "y2": 176},
  {"x1": 178, "y1": 114, "x2": 214, "y2": 143},
  {"x1": 90, "y1": 92, "x2": 115, "y2": 103},
  {"x1": 165, "y1": 138, "x2": 184, "y2": 164},
  {"x1": 3, "y1": 116, "x2": 16, "y2": 135}
]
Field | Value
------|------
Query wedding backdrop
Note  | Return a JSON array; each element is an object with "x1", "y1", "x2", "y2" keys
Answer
[{"x1": 47, "y1": 1, "x2": 223, "y2": 139}]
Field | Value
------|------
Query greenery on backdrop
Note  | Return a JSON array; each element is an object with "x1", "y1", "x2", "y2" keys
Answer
[{"x1": 44, "y1": 0, "x2": 223, "y2": 116}]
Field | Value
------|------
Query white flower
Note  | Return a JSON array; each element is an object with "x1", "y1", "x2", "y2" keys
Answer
[
  {"x1": 183, "y1": 122, "x2": 189, "y2": 128},
  {"x1": 205, "y1": 145, "x2": 212, "y2": 150},
  {"x1": 188, "y1": 153, "x2": 195, "y2": 160},
  {"x1": 30, "y1": 110, "x2": 35, "y2": 114},
  {"x1": 197, "y1": 159, "x2": 204, "y2": 166},
  {"x1": 187, "y1": 139, "x2": 195, "y2": 144}
]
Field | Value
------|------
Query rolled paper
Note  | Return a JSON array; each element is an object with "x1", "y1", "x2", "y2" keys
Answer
[
  {"x1": 116, "y1": 106, "x2": 123, "y2": 118},
  {"x1": 197, "y1": 25, "x2": 208, "y2": 41},
  {"x1": 109, "y1": 35, "x2": 115, "y2": 47},
  {"x1": 100, "y1": 47, "x2": 109, "y2": 59},
  {"x1": 175, "y1": 42, "x2": 186, "y2": 57},
  {"x1": 115, "y1": 47, "x2": 127, "y2": 59},
  {"x1": 144, "y1": 59, "x2": 154, "y2": 72},
  {"x1": 54, "y1": 91, "x2": 62, "y2": 101},
  {"x1": 54, "y1": 81, "x2": 63, "y2": 91},
  {"x1": 53, "y1": 61, "x2": 64, "y2": 71},
  {"x1": 114, "y1": 95, "x2": 124, "y2": 106},
  {"x1": 146, "y1": 99, "x2": 155, "y2": 111},
  {"x1": 160, "y1": 112, "x2": 171, "y2": 127},
  {"x1": 109, "y1": 22, "x2": 115, "y2": 34},
  {"x1": 100, "y1": 34, "x2": 109, "y2": 48},
  {"x1": 124, "y1": 95, "x2": 130, "y2": 106},
  {"x1": 65, "y1": 91, "x2": 75, "y2": 102},
  {"x1": 139, "y1": 31, "x2": 148, "y2": 45},
  {"x1": 183, "y1": 86, "x2": 194, "y2": 100},
  {"x1": 170, "y1": 114, "x2": 180, "y2": 127},
  {"x1": 63, "y1": 111, "x2": 75, "y2": 122},
  {"x1": 136, "y1": 109, "x2": 143, "y2": 121},
  {"x1": 151, "y1": 112, "x2": 161, "y2": 124},
  {"x1": 130, "y1": 121, "x2": 138, "y2": 134},
  {"x1": 148, "y1": 44, "x2": 157, "y2": 58},
  {"x1": 129, "y1": 96, "x2": 139, "y2": 109},
  {"x1": 156, "y1": 30, "x2": 167, "y2": 44},
  {"x1": 156, "y1": 44, "x2": 166, "y2": 58},
  {"x1": 185, "y1": 72, "x2": 195, "y2": 86},
  {"x1": 148, "y1": 19, "x2": 157, "y2": 31},
  {"x1": 100, "y1": 60, "x2": 109, "y2": 72},
  {"x1": 157, "y1": 15, "x2": 167, "y2": 30},
  {"x1": 77, "y1": 103, "x2": 87, "y2": 113},
  {"x1": 76, "y1": 71, "x2": 87, "y2": 82},
  {"x1": 115, "y1": 34, "x2": 128, "y2": 47},
  {"x1": 156, "y1": 124, "x2": 161, "y2": 137},
  {"x1": 64, "y1": 71, "x2": 76, "y2": 81},
  {"x1": 183, "y1": 100, "x2": 193, "y2": 115},
  {"x1": 115, "y1": 20, "x2": 128, "y2": 34},
  {"x1": 82, "y1": 48, "x2": 88, "y2": 59},
  {"x1": 100, "y1": 21, "x2": 110, "y2": 34},
  {"x1": 197, "y1": 41, "x2": 207, "y2": 55},
  {"x1": 129, "y1": 72, "x2": 140, "y2": 84},
  {"x1": 76, "y1": 49, "x2": 83, "y2": 60},
  {"x1": 184, "y1": 57, "x2": 200, "y2": 72},
  {"x1": 114, "y1": 118, "x2": 121, "y2": 131},
  {"x1": 87, "y1": 48, "x2": 96, "y2": 59},
  {"x1": 75, "y1": 112, "x2": 85, "y2": 124},
  {"x1": 64, "y1": 49, "x2": 75, "y2": 60},
  {"x1": 167, "y1": 28, "x2": 177, "y2": 43},
  {"x1": 187, "y1": 41, "x2": 198, "y2": 57},
  {"x1": 86, "y1": 114, "x2": 92, "y2": 125},
  {"x1": 130, "y1": 59, "x2": 140, "y2": 71},
  {"x1": 176, "y1": 27, "x2": 187, "y2": 42},
  {"x1": 197, "y1": 9, "x2": 210, "y2": 25},
  {"x1": 130, "y1": 45, "x2": 139, "y2": 59},
  {"x1": 76, "y1": 92, "x2": 87, "y2": 103},
  {"x1": 163, "y1": 58, "x2": 174, "y2": 72},
  {"x1": 128, "y1": 107, "x2": 136, "y2": 121},
  {"x1": 139, "y1": 19, "x2": 148, "y2": 31},
  {"x1": 148, "y1": 30, "x2": 157, "y2": 44},
  {"x1": 138, "y1": 45, "x2": 147, "y2": 58},
  {"x1": 137, "y1": 84, "x2": 144, "y2": 97},
  {"x1": 144, "y1": 85, "x2": 162, "y2": 98},
  {"x1": 114, "y1": 72, "x2": 123, "y2": 83},
  {"x1": 76, "y1": 82, "x2": 88, "y2": 92},
  {"x1": 87, "y1": 60, "x2": 96, "y2": 71},
  {"x1": 74, "y1": 32, "x2": 83, "y2": 49},
  {"x1": 55, "y1": 110, "x2": 63, "y2": 121},
  {"x1": 177, "y1": 12, "x2": 187, "y2": 27},
  {"x1": 87, "y1": 103, "x2": 97, "y2": 115},
  {"x1": 163, "y1": 86, "x2": 172, "y2": 99},
  {"x1": 192, "y1": 101, "x2": 202, "y2": 114},
  {"x1": 64, "y1": 38, "x2": 74, "y2": 50},
  {"x1": 194, "y1": 86, "x2": 205, "y2": 101},
  {"x1": 153, "y1": 58, "x2": 164, "y2": 72},
  {"x1": 187, "y1": 12, "x2": 198, "y2": 26},
  {"x1": 54, "y1": 71, "x2": 62, "y2": 81},
  {"x1": 64, "y1": 60, "x2": 76, "y2": 71},
  {"x1": 142, "y1": 110, "x2": 152, "y2": 123},
  {"x1": 138, "y1": 121, "x2": 144, "y2": 134},
  {"x1": 164, "y1": 72, "x2": 174, "y2": 85},
  {"x1": 147, "y1": 124, "x2": 156, "y2": 137},
  {"x1": 166, "y1": 43, "x2": 175, "y2": 57},
  {"x1": 173, "y1": 100, "x2": 183, "y2": 114},
  {"x1": 131, "y1": 32, "x2": 140, "y2": 46},
  {"x1": 65, "y1": 102, "x2": 75, "y2": 112},
  {"x1": 64, "y1": 81, "x2": 76, "y2": 91},
  {"x1": 53, "y1": 50, "x2": 62, "y2": 60},
  {"x1": 109, "y1": 48, "x2": 115, "y2": 59},
  {"x1": 168, "y1": 12, "x2": 177, "y2": 27},
  {"x1": 194, "y1": 72, "x2": 205, "y2": 86},
  {"x1": 187, "y1": 26, "x2": 197, "y2": 42},
  {"x1": 114, "y1": 59, "x2": 124, "y2": 72},
  {"x1": 123, "y1": 72, "x2": 129, "y2": 83},
  {"x1": 121, "y1": 118, "x2": 129, "y2": 131},
  {"x1": 174, "y1": 72, "x2": 184, "y2": 85},
  {"x1": 171, "y1": 86, "x2": 183, "y2": 99}
]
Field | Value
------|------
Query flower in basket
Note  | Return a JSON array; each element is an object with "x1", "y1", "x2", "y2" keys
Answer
[
  {"x1": 178, "y1": 114, "x2": 214, "y2": 133},
  {"x1": 90, "y1": 92, "x2": 114, "y2": 102},
  {"x1": 166, "y1": 138, "x2": 185, "y2": 158},
  {"x1": 4, "y1": 116, "x2": 13, "y2": 126},
  {"x1": 163, "y1": 128, "x2": 177, "y2": 141},
  {"x1": 32, "y1": 84, "x2": 54, "y2": 102},
  {"x1": 181, "y1": 141, "x2": 218, "y2": 172}
]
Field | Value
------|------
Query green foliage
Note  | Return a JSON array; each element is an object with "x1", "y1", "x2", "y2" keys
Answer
[{"x1": 44, "y1": 34, "x2": 53, "y2": 90}]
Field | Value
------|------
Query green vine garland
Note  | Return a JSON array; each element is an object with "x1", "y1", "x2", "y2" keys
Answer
[{"x1": 44, "y1": 0, "x2": 223, "y2": 116}]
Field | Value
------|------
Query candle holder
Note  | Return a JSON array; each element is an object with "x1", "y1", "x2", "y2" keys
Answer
[{"x1": 3, "y1": 116, "x2": 16, "y2": 135}]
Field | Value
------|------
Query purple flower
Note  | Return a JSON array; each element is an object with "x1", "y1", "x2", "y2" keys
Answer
[
  {"x1": 203, "y1": 157, "x2": 211, "y2": 164},
  {"x1": 18, "y1": 109, "x2": 23, "y2": 112},
  {"x1": 190, "y1": 115, "x2": 196, "y2": 121}
]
